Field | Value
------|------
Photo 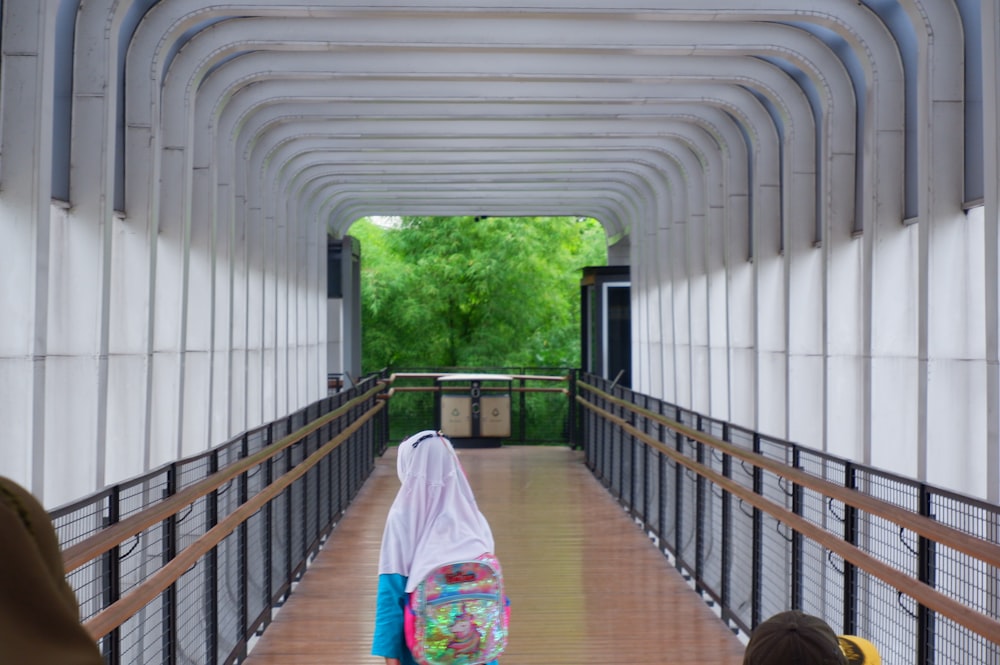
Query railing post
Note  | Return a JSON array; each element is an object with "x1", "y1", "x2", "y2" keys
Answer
[
  {"x1": 102, "y1": 486, "x2": 121, "y2": 665},
  {"x1": 263, "y1": 426, "x2": 274, "y2": 634},
  {"x1": 658, "y1": 399, "x2": 667, "y2": 550},
  {"x1": 206, "y1": 452, "x2": 219, "y2": 664},
  {"x1": 674, "y1": 406, "x2": 684, "y2": 567},
  {"x1": 842, "y1": 462, "x2": 858, "y2": 636},
  {"x1": 284, "y1": 418, "x2": 294, "y2": 595},
  {"x1": 628, "y1": 391, "x2": 636, "y2": 510},
  {"x1": 695, "y1": 414, "x2": 705, "y2": 594},
  {"x1": 568, "y1": 371, "x2": 577, "y2": 449},
  {"x1": 791, "y1": 446, "x2": 804, "y2": 610},
  {"x1": 642, "y1": 394, "x2": 650, "y2": 526},
  {"x1": 720, "y1": 422, "x2": 733, "y2": 629},
  {"x1": 237, "y1": 437, "x2": 250, "y2": 661},
  {"x1": 163, "y1": 464, "x2": 178, "y2": 665},
  {"x1": 918, "y1": 485, "x2": 937, "y2": 665},
  {"x1": 519, "y1": 376, "x2": 527, "y2": 443},
  {"x1": 751, "y1": 433, "x2": 763, "y2": 628}
]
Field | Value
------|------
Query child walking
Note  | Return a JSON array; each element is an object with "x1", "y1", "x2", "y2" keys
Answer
[{"x1": 371, "y1": 430, "x2": 505, "y2": 665}]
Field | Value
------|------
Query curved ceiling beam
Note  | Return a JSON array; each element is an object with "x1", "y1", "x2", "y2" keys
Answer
[
  {"x1": 84, "y1": 1, "x2": 905, "y2": 242},
  {"x1": 129, "y1": 13, "x2": 844, "y2": 243}
]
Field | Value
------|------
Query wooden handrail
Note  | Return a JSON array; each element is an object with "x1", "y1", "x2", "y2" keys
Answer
[
  {"x1": 578, "y1": 380, "x2": 1000, "y2": 570},
  {"x1": 382, "y1": 385, "x2": 567, "y2": 394},
  {"x1": 576, "y1": 386, "x2": 1000, "y2": 646},
  {"x1": 62, "y1": 382, "x2": 385, "y2": 573},
  {"x1": 377, "y1": 376, "x2": 569, "y2": 401},
  {"x1": 387, "y1": 371, "x2": 568, "y2": 383},
  {"x1": 82, "y1": 401, "x2": 384, "y2": 640}
]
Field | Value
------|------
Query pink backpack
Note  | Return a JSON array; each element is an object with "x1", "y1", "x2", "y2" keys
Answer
[{"x1": 404, "y1": 553, "x2": 509, "y2": 665}]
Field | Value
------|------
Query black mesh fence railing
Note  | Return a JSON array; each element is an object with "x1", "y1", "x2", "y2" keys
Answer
[
  {"x1": 50, "y1": 375, "x2": 388, "y2": 665},
  {"x1": 381, "y1": 367, "x2": 572, "y2": 444},
  {"x1": 577, "y1": 372, "x2": 1000, "y2": 665}
]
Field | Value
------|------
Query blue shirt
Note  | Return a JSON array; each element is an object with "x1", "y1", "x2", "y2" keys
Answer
[
  {"x1": 371, "y1": 573, "x2": 500, "y2": 665},
  {"x1": 372, "y1": 573, "x2": 417, "y2": 665}
]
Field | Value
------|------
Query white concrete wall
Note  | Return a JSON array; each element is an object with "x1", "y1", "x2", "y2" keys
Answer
[{"x1": 0, "y1": 0, "x2": 996, "y2": 508}]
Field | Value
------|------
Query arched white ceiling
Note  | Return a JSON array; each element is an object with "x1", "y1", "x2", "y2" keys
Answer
[{"x1": 48, "y1": 0, "x2": 971, "y2": 252}]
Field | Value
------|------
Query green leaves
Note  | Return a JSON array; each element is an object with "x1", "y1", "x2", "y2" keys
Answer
[{"x1": 351, "y1": 215, "x2": 607, "y2": 372}]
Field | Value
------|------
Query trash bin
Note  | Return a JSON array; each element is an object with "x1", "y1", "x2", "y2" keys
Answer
[{"x1": 435, "y1": 373, "x2": 512, "y2": 447}]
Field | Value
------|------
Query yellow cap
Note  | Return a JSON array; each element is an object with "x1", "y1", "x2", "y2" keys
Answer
[{"x1": 838, "y1": 635, "x2": 881, "y2": 665}]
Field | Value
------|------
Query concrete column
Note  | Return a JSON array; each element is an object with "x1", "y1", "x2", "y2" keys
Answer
[
  {"x1": 244, "y1": 202, "x2": 265, "y2": 429},
  {"x1": 208, "y1": 176, "x2": 234, "y2": 444},
  {"x1": 753, "y1": 175, "x2": 786, "y2": 438},
  {"x1": 785, "y1": 150, "x2": 823, "y2": 452},
  {"x1": 229, "y1": 190, "x2": 249, "y2": 437},
  {"x1": 687, "y1": 172, "x2": 710, "y2": 415},
  {"x1": 639, "y1": 224, "x2": 661, "y2": 397},
  {"x1": 985, "y1": 0, "x2": 1000, "y2": 505},
  {"x1": 666, "y1": 205, "x2": 691, "y2": 408},
  {"x1": 705, "y1": 152, "x2": 730, "y2": 422},
  {"x1": 917, "y1": 8, "x2": 988, "y2": 495},
  {"x1": 0, "y1": 0, "x2": 58, "y2": 499},
  {"x1": 180, "y1": 164, "x2": 216, "y2": 457}
]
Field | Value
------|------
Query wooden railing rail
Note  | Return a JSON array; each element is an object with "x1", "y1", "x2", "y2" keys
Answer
[
  {"x1": 577, "y1": 379, "x2": 1000, "y2": 646},
  {"x1": 62, "y1": 382, "x2": 384, "y2": 574},
  {"x1": 81, "y1": 400, "x2": 384, "y2": 641}
]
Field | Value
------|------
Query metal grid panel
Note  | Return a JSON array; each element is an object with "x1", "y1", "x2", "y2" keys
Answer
[
  {"x1": 723, "y1": 426, "x2": 755, "y2": 631},
  {"x1": 757, "y1": 436, "x2": 793, "y2": 618},
  {"x1": 701, "y1": 418, "x2": 730, "y2": 608},
  {"x1": 289, "y1": 441, "x2": 307, "y2": 565},
  {"x1": 304, "y1": 456, "x2": 321, "y2": 551},
  {"x1": 702, "y1": 444, "x2": 726, "y2": 598},
  {"x1": 678, "y1": 436, "x2": 700, "y2": 572},
  {"x1": 246, "y1": 507, "x2": 268, "y2": 632},
  {"x1": 660, "y1": 441, "x2": 679, "y2": 557},
  {"x1": 270, "y1": 472, "x2": 290, "y2": 600},
  {"x1": 318, "y1": 451, "x2": 333, "y2": 535},
  {"x1": 601, "y1": 399, "x2": 613, "y2": 487},
  {"x1": 247, "y1": 427, "x2": 270, "y2": 456},
  {"x1": 850, "y1": 471, "x2": 920, "y2": 661},
  {"x1": 608, "y1": 401, "x2": 621, "y2": 495},
  {"x1": 645, "y1": 443, "x2": 661, "y2": 539},
  {"x1": 176, "y1": 551, "x2": 209, "y2": 664},
  {"x1": 52, "y1": 492, "x2": 111, "y2": 548},
  {"x1": 928, "y1": 493, "x2": 1000, "y2": 664},
  {"x1": 797, "y1": 453, "x2": 848, "y2": 629},
  {"x1": 245, "y1": 456, "x2": 271, "y2": 621},
  {"x1": 333, "y1": 444, "x2": 346, "y2": 517},
  {"x1": 857, "y1": 571, "x2": 917, "y2": 664},
  {"x1": 215, "y1": 534, "x2": 240, "y2": 663},
  {"x1": 177, "y1": 451, "x2": 213, "y2": 490},
  {"x1": 118, "y1": 596, "x2": 167, "y2": 664},
  {"x1": 934, "y1": 614, "x2": 1000, "y2": 665},
  {"x1": 117, "y1": 477, "x2": 171, "y2": 607},
  {"x1": 621, "y1": 424, "x2": 636, "y2": 510}
]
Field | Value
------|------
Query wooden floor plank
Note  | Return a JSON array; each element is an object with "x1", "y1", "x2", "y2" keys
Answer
[{"x1": 244, "y1": 446, "x2": 746, "y2": 664}]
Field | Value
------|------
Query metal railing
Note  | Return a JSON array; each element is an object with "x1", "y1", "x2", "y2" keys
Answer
[
  {"x1": 52, "y1": 375, "x2": 387, "y2": 665},
  {"x1": 576, "y1": 372, "x2": 1000, "y2": 665},
  {"x1": 378, "y1": 367, "x2": 573, "y2": 444}
]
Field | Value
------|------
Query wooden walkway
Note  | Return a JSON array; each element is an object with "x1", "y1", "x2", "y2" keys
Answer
[{"x1": 244, "y1": 446, "x2": 747, "y2": 664}]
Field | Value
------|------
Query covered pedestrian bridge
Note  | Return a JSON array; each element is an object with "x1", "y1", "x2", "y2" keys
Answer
[{"x1": 1, "y1": 1, "x2": 1000, "y2": 663}]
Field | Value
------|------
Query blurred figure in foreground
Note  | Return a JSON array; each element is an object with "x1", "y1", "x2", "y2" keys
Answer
[{"x1": 0, "y1": 477, "x2": 103, "y2": 664}]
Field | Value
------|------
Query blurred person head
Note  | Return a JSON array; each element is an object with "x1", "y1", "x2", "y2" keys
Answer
[{"x1": 744, "y1": 610, "x2": 880, "y2": 665}]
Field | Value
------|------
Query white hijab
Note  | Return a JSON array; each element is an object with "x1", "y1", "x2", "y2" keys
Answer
[{"x1": 378, "y1": 430, "x2": 495, "y2": 593}]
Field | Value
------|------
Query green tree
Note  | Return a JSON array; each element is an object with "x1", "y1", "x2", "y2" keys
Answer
[{"x1": 349, "y1": 216, "x2": 607, "y2": 373}]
